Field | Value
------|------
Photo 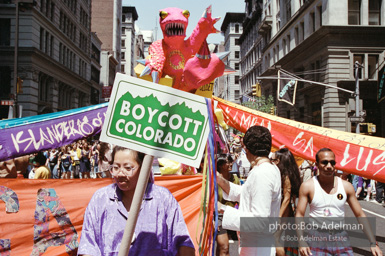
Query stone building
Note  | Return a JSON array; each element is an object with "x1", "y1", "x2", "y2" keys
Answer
[
  {"x1": 91, "y1": 0, "x2": 121, "y2": 99},
  {"x1": 220, "y1": 12, "x2": 245, "y2": 104},
  {"x1": 121, "y1": 6, "x2": 138, "y2": 76},
  {"x1": 240, "y1": 0, "x2": 385, "y2": 136},
  {"x1": 0, "y1": 0, "x2": 94, "y2": 118}
]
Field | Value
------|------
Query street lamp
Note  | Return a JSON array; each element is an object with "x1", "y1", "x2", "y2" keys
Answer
[{"x1": 354, "y1": 61, "x2": 364, "y2": 134}]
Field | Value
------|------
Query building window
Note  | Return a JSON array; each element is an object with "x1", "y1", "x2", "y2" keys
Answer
[
  {"x1": 286, "y1": 0, "x2": 291, "y2": 22},
  {"x1": 276, "y1": 45, "x2": 279, "y2": 61},
  {"x1": 300, "y1": 22, "x2": 304, "y2": 41},
  {"x1": 348, "y1": 0, "x2": 361, "y2": 25},
  {"x1": 40, "y1": 27, "x2": 45, "y2": 51},
  {"x1": 235, "y1": 24, "x2": 239, "y2": 33},
  {"x1": 45, "y1": 31, "x2": 49, "y2": 54},
  {"x1": 234, "y1": 90, "x2": 239, "y2": 99},
  {"x1": 287, "y1": 34, "x2": 291, "y2": 52},
  {"x1": 121, "y1": 65, "x2": 125, "y2": 73},
  {"x1": 122, "y1": 27, "x2": 125, "y2": 35},
  {"x1": 50, "y1": 2, "x2": 55, "y2": 21},
  {"x1": 50, "y1": 36, "x2": 54, "y2": 56},
  {"x1": 235, "y1": 38, "x2": 240, "y2": 45},
  {"x1": 317, "y1": 5, "x2": 322, "y2": 27},
  {"x1": 235, "y1": 76, "x2": 239, "y2": 84},
  {"x1": 235, "y1": 63, "x2": 239, "y2": 70},
  {"x1": 121, "y1": 52, "x2": 125, "y2": 59},
  {"x1": 91, "y1": 66, "x2": 100, "y2": 83},
  {"x1": 369, "y1": 0, "x2": 381, "y2": 25},
  {"x1": 39, "y1": 75, "x2": 49, "y2": 102},
  {"x1": 310, "y1": 12, "x2": 315, "y2": 32},
  {"x1": 368, "y1": 55, "x2": 378, "y2": 79},
  {"x1": 59, "y1": 43, "x2": 62, "y2": 63},
  {"x1": 0, "y1": 19, "x2": 11, "y2": 46},
  {"x1": 121, "y1": 39, "x2": 125, "y2": 47},
  {"x1": 235, "y1": 51, "x2": 239, "y2": 58}
]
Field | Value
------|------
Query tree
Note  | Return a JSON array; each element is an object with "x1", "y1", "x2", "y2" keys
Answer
[{"x1": 241, "y1": 95, "x2": 275, "y2": 114}]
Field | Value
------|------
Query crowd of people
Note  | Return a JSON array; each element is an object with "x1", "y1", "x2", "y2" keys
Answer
[
  {"x1": 215, "y1": 127, "x2": 383, "y2": 256},
  {"x1": 0, "y1": 139, "x2": 114, "y2": 180},
  {"x1": 1, "y1": 125, "x2": 384, "y2": 255}
]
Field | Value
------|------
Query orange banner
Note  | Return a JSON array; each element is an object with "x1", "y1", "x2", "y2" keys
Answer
[
  {"x1": 214, "y1": 97, "x2": 385, "y2": 183},
  {"x1": 0, "y1": 176, "x2": 203, "y2": 255}
]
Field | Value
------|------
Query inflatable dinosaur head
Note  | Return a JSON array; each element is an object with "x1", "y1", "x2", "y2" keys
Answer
[{"x1": 159, "y1": 7, "x2": 189, "y2": 42}]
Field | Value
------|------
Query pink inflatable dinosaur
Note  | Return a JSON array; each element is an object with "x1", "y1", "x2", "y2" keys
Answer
[{"x1": 140, "y1": 6, "x2": 227, "y2": 93}]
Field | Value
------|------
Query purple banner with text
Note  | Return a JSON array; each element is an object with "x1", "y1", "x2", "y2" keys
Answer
[{"x1": 0, "y1": 103, "x2": 108, "y2": 161}]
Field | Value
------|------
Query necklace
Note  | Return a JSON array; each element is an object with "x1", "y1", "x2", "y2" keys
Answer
[{"x1": 319, "y1": 176, "x2": 336, "y2": 217}]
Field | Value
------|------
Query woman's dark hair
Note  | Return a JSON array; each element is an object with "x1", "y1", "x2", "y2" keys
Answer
[
  {"x1": 111, "y1": 146, "x2": 145, "y2": 166},
  {"x1": 275, "y1": 148, "x2": 301, "y2": 198},
  {"x1": 243, "y1": 126, "x2": 272, "y2": 157}
]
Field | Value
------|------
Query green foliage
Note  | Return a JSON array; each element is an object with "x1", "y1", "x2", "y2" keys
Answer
[{"x1": 241, "y1": 95, "x2": 275, "y2": 114}]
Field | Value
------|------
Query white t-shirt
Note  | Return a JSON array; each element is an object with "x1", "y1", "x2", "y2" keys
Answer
[{"x1": 222, "y1": 162, "x2": 281, "y2": 255}]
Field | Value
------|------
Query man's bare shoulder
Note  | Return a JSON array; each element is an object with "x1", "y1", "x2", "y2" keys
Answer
[
  {"x1": 341, "y1": 179, "x2": 355, "y2": 194},
  {"x1": 300, "y1": 177, "x2": 315, "y2": 193}
]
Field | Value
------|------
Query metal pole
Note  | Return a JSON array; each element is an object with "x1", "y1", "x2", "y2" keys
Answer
[
  {"x1": 354, "y1": 61, "x2": 360, "y2": 134},
  {"x1": 13, "y1": 0, "x2": 19, "y2": 118}
]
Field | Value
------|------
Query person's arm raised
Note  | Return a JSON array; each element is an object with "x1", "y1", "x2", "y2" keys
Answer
[{"x1": 216, "y1": 172, "x2": 230, "y2": 195}]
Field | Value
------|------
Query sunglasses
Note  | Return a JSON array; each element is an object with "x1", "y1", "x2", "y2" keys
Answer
[{"x1": 320, "y1": 160, "x2": 336, "y2": 166}]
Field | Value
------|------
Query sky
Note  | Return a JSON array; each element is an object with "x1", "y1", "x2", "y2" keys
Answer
[{"x1": 122, "y1": 0, "x2": 245, "y2": 44}]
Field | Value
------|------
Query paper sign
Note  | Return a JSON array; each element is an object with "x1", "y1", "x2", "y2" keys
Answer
[{"x1": 100, "y1": 73, "x2": 209, "y2": 167}]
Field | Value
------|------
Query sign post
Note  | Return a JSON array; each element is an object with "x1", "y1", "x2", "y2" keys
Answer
[{"x1": 100, "y1": 73, "x2": 210, "y2": 255}]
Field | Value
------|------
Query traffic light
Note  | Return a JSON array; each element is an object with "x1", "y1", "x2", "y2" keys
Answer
[
  {"x1": 359, "y1": 123, "x2": 376, "y2": 135},
  {"x1": 252, "y1": 83, "x2": 261, "y2": 97},
  {"x1": 270, "y1": 106, "x2": 275, "y2": 115},
  {"x1": 17, "y1": 77, "x2": 23, "y2": 94}
]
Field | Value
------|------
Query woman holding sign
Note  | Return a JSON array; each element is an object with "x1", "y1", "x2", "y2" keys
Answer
[{"x1": 78, "y1": 146, "x2": 195, "y2": 256}]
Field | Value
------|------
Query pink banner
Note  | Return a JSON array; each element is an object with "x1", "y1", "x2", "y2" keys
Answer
[{"x1": 215, "y1": 97, "x2": 385, "y2": 183}]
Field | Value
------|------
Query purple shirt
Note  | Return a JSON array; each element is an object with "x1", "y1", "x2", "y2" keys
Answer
[{"x1": 78, "y1": 183, "x2": 194, "y2": 255}]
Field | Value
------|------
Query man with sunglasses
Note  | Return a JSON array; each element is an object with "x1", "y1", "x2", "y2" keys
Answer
[{"x1": 296, "y1": 148, "x2": 382, "y2": 256}]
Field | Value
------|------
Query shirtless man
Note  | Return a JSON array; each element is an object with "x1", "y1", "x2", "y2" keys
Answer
[{"x1": 296, "y1": 148, "x2": 382, "y2": 256}]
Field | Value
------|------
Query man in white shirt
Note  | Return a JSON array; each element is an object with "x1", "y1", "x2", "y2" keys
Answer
[{"x1": 216, "y1": 126, "x2": 281, "y2": 256}]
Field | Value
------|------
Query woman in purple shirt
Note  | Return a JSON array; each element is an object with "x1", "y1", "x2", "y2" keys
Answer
[{"x1": 78, "y1": 146, "x2": 195, "y2": 256}]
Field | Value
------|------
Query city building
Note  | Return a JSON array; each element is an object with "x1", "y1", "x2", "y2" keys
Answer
[
  {"x1": 141, "y1": 29, "x2": 155, "y2": 58},
  {"x1": 220, "y1": 12, "x2": 245, "y2": 104},
  {"x1": 90, "y1": 32, "x2": 102, "y2": 105},
  {"x1": 0, "y1": 0, "x2": 94, "y2": 118},
  {"x1": 91, "y1": 0, "x2": 122, "y2": 99},
  {"x1": 135, "y1": 26, "x2": 145, "y2": 64},
  {"x1": 239, "y1": 0, "x2": 385, "y2": 136},
  {"x1": 121, "y1": 6, "x2": 138, "y2": 76},
  {"x1": 211, "y1": 43, "x2": 226, "y2": 99}
]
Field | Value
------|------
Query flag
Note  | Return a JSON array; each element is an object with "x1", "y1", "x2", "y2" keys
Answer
[
  {"x1": 378, "y1": 65, "x2": 385, "y2": 103},
  {"x1": 277, "y1": 70, "x2": 298, "y2": 105}
]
